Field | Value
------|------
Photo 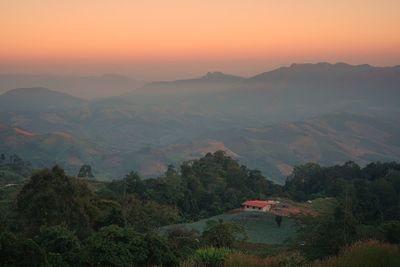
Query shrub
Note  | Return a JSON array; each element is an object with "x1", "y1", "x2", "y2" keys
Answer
[
  {"x1": 202, "y1": 219, "x2": 247, "y2": 248},
  {"x1": 191, "y1": 247, "x2": 232, "y2": 267},
  {"x1": 223, "y1": 252, "x2": 309, "y2": 267},
  {"x1": 313, "y1": 240, "x2": 400, "y2": 267},
  {"x1": 223, "y1": 252, "x2": 281, "y2": 267},
  {"x1": 167, "y1": 226, "x2": 201, "y2": 260}
]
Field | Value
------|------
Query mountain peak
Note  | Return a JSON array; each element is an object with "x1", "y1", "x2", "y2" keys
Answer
[{"x1": 200, "y1": 71, "x2": 244, "y2": 82}]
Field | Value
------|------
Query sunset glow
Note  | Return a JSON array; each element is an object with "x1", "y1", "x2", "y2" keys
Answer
[{"x1": 1, "y1": 0, "x2": 399, "y2": 79}]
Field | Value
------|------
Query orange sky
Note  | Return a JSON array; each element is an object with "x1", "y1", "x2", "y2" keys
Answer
[{"x1": 1, "y1": 0, "x2": 399, "y2": 79}]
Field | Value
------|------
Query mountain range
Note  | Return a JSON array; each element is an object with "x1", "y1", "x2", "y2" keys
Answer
[
  {"x1": 0, "y1": 74, "x2": 144, "y2": 99},
  {"x1": 0, "y1": 62, "x2": 399, "y2": 182}
]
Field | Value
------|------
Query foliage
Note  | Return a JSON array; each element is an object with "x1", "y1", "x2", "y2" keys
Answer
[
  {"x1": 77, "y1": 164, "x2": 94, "y2": 178},
  {"x1": 167, "y1": 226, "x2": 201, "y2": 260},
  {"x1": 123, "y1": 196, "x2": 181, "y2": 231},
  {"x1": 1, "y1": 157, "x2": 400, "y2": 266},
  {"x1": 180, "y1": 151, "x2": 281, "y2": 218},
  {"x1": 14, "y1": 166, "x2": 98, "y2": 238},
  {"x1": 107, "y1": 151, "x2": 282, "y2": 220},
  {"x1": 191, "y1": 247, "x2": 233, "y2": 267},
  {"x1": 222, "y1": 252, "x2": 309, "y2": 267},
  {"x1": 298, "y1": 201, "x2": 359, "y2": 260},
  {"x1": 285, "y1": 161, "x2": 400, "y2": 203},
  {"x1": 93, "y1": 199, "x2": 126, "y2": 230},
  {"x1": 313, "y1": 240, "x2": 400, "y2": 267},
  {"x1": 382, "y1": 221, "x2": 400, "y2": 244},
  {"x1": 34, "y1": 225, "x2": 82, "y2": 267},
  {"x1": 82, "y1": 225, "x2": 148, "y2": 267},
  {"x1": 0, "y1": 231, "x2": 48, "y2": 267},
  {"x1": 202, "y1": 219, "x2": 247, "y2": 248},
  {"x1": 286, "y1": 160, "x2": 400, "y2": 257},
  {"x1": 144, "y1": 233, "x2": 179, "y2": 267},
  {"x1": 83, "y1": 225, "x2": 177, "y2": 267}
]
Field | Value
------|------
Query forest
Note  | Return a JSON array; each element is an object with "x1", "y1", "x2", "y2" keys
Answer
[{"x1": 0, "y1": 151, "x2": 399, "y2": 266}]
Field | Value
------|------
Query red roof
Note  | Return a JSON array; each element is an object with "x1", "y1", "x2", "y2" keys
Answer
[{"x1": 242, "y1": 200, "x2": 275, "y2": 208}]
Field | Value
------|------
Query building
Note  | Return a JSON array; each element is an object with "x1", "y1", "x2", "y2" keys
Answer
[{"x1": 241, "y1": 200, "x2": 278, "y2": 212}]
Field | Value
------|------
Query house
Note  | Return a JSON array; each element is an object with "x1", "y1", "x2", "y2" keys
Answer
[{"x1": 241, "y1": 200, "x2": 277, "y2": 212}]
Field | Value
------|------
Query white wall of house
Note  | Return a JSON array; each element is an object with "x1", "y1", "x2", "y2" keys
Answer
[{"x1": 243, "y1": 205, "x2": 272, "y2": 212}]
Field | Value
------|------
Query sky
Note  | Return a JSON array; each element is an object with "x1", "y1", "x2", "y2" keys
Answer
[{"x1": 1, "y1": 0, "x2": 399, "y2": 80}]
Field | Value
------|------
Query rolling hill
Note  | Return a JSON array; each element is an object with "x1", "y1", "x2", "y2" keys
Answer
[
  {"x1": 0, "y1": 63, "x2": 399, "y2": 181},
  {"x1": 0, "y1": 74, "x2": 144, "y2": 99},
  {"x1": 130, "y1": 113, "x2": 400, "y2": 182},
  {"x1": 0, "y1": 87, "x2": 87, "y2": 112},
  {"x1": 1, "y1": 113, "x2": 399, "y2": 182},
  {"x1": 0, "y1": 124, "x2": 103, "y2": 175}
]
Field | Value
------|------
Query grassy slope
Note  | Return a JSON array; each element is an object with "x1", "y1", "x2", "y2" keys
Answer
[
  {"x1": 164, "y1": 198, "x2": 335, "y2": 246},
  {"x1": 165, "y1": 211, "x2": 298, "y2": 244}
]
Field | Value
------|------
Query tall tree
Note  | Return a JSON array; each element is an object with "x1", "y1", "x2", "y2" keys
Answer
[
  {"x1": 77, "y1": 164, "x2": 94, "y2": 178},
  {"x1": 15, "y1": 166, "x2": 98, "y2": 238}
]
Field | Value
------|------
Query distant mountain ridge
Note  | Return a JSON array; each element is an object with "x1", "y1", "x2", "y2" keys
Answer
[
  {"x1": 0, "y1": 124, "x2": 104, "y2": 175},
  {"x1": 131, "y1": 71, "x2": 244, "y2": 95},
  {"x1": 247, "y1": 63, "x2": 400, "y2": 87},
  {"x1": 1, "y1": 113, "x2": 399, "y2": 183},
  {"x1": 0, "y1": 63, "x2": 399, "y2": 181},
  {"x1": 0, "y1": 87, "x2": 87, "y2": 112},
  {"x1": 0, "y1": 73, "x2": 144, "y2": 99}
]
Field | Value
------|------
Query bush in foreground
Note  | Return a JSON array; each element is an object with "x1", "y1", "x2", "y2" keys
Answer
[
  {"x1": 223, "y1": 252, "x2": 309, "y2": 267},
  {"x1": 313, "y1": 240, "x2": 400, "y2": 267},
  {"x1": 183, "y1": 247, "x2": 232, "y2": 267}
]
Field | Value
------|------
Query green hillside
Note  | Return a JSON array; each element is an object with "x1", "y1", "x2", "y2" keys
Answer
[{"x1": 163, "y1": 211, "x2": 298, "y2": 244}]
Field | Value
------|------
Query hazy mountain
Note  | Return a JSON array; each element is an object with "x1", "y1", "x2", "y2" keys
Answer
[
  {"x1": 104, "y1": 113, "x2": 398, "y2": 183},
  {"x1": 2, "y1": 112, "x2": 399, "y2": 183},
  {"x1": 0, "y1": 74, "x2": 144, "y2": 99},
  {"x1": 0, "y1": 87, "x2": 87, "y2": 112},
  {"x1": 130, "y1": 71, "x2": 244, "y2": 96},
  {"x1": 202, "y1": 113, "x2": 400, "y2": 182},
  {"x1": 123, "y1": 63, "x2": 400, "y2": 124},
  {"x1": 0, "y1": 124, "x2": 104, "y2": 175},
  {"x1": 0, "y1": 63, "x2": 399, "y2": 181},
  {"x1": 213, "y1": 63, "x2": 400, "y2": 120}
]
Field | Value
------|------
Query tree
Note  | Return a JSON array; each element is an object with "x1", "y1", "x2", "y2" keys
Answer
[
  {"x1": 123, "y1": 197, "x2": 180, "y2": 231},
  {"x1": 202, "y1": 219, "x2": 247, "y2": 248},
  {"x1": 178, "y1": 151, "x2": 278, "y2": 218},
  {"x1": 9, "y1": 154, "x2": 24, "y2": 167},
  {"x1": 167, "y1": 227, "x2": 200, "y2": 260},
  {"x1": 144, "y1": 233, "x2": 178, "y2": 267},
  {"x1": 83, "y1": 225, "x2": 147, "y2": 267},
  {"x1": 0, "y1": 231, "x2": 48, "y2": 267},
  {"x1": 15, "y1": 166, "x2": 98, "y2": 238},
  {"x1": 77, "y1": 164, "x2": 94, "y2": 178},
  {"x1": 383, "y1": 221, "x2": 400, "y2": 244},
  {"x1": 275, "y1": 215, "x2": 283, "y2": 227},
  {"x1": 298, "y1": 200, "x2": 358, "y2": 260},
  {"x1": 35, "y1": 225, "x2": 82, "y2": 267},
  {"x1": 106, "y1": 171, "x2": 145, "y2": 199}
]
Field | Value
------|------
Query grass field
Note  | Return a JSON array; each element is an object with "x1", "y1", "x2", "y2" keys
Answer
[
  {"x1": 164, "y1": 211, "x2": 298, "y2": 244},
  {"x1": 287, "y1": 197, "x2": 337, "y2": 215}
]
